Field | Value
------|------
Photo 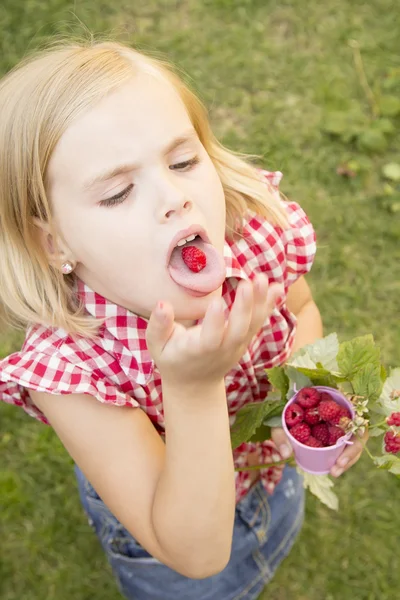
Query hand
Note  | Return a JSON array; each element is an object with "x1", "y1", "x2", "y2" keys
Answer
[
  {"x1": 329, "y1": 429, "x2": 369, "y2": 477},
  {"x1": 270, "y1": 427, "x2": 294, "y2": 460},
  {"x1": 271, "y1": 427, "x2": 369, "y2": 475},
  {"x1": 146, "y1": 275, "x2": 283, "y2": 389}
]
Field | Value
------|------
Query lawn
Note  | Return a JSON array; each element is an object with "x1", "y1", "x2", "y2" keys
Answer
[{"x1": 1, "y1": 1, "x2": 400, "y2": 599}]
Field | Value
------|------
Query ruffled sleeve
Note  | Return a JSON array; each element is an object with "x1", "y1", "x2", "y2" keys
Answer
[
  {"x1": 280, "y1": 200, "x2": 316, "y2": 288},
  {"x1": 0, "y1": 348, "x2": 140, "y2": 425}
]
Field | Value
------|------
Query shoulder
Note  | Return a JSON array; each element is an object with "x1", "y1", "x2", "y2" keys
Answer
[
  {"x1": 226, "y1": 170, "x2": 317, "y2": 288},
  {"x1": 240, "y1": 169, "x2": 315, "y2": 250}
]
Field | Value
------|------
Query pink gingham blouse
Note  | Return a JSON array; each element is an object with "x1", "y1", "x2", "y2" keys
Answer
[{"x1": 0, "y1": 171, "x2": 316, "y2": 503}]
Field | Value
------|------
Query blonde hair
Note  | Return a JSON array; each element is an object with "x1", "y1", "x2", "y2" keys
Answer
[{"x1": 0, "y1": 39, "x2": 288, "y2": 338}]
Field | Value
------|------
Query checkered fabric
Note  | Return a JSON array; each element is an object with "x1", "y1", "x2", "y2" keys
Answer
[{"x1": 0, "y1": 171, "x2": 316, "y2": 503}]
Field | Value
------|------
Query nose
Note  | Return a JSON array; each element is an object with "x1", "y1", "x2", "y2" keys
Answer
[{"x1": 155, "y1": 171, "x2": 193, "y2": 222}]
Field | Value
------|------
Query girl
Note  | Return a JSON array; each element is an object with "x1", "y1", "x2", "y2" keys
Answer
[{"x1": 0, "y1": 40, "x2": 364, "y2": 600}]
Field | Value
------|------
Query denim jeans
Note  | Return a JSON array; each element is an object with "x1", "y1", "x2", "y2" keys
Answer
[{"x1": 74, "y1": 465, "x2": 304, "y2": 600}]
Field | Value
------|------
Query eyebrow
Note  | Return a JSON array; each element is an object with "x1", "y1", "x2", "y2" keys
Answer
[{"x1": 83, "y1": 129, "x2": 198, "y2": 191}]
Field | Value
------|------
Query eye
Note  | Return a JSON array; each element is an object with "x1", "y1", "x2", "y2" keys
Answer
[
  {"x1": 169, "y1": 157, "x2": 199, "y2": 171},
  {"x1": 99, "y1": 184, "x2": 134, "y2": 208}
]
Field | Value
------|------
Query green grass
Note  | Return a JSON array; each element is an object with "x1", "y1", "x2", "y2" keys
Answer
[{"x1": 1, "y1": 1, "x2": 400, "y2": 599}]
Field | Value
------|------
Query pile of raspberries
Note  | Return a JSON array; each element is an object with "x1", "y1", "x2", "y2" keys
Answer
[{"x1": 284, "y1": 387, "x2": 352, "y2": 447}]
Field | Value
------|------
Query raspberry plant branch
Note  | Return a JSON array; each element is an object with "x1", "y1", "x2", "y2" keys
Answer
[
  {"x1": 354, "y1": 430, "x2": 376, "y2": 462},
  {"x1": 235, "y1": 457, "x2": 296, "y2": 472},
  {"x1": 229, "y1": 334, "x2": 400, "y2": 508}
]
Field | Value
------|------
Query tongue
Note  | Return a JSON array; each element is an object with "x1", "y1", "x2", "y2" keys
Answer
[{"x1": 168, "y1": 237, "x2": 226, "y2": 294}]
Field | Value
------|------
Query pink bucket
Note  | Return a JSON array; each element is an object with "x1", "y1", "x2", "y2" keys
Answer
[{"x1": 282, "y1": 386, "x2": 355, "y2": 475}]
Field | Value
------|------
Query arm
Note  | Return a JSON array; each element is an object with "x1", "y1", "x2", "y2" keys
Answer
[
  {"x1": 30, "y1": 382, "x2": 234, "y2": 580},
  {"x1": 30, "y1": 274, "x2": 282, "y2": 579}
]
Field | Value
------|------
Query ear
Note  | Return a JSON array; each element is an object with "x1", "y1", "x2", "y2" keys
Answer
[{"x1": 33, "y1": 218, "x2": 76, "y2": 269}]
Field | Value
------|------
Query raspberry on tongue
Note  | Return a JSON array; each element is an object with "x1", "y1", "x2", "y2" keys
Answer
[
  {"x1": 182, "y1": 246, "x2": 207, "y2": 272},
  {"x1": 168, "y1": 235, "x2": 226, "y2": 295}
]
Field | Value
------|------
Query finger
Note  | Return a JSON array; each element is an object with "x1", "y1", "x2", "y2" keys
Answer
[
  {"x1": 330, "y1": 450, "x2": 362, "y2": 477},
  {"x1": 250, "y1": 276, "x2": 284, "y2": 335},
  {"x1": 263, "y1": 282, "x2": 285, "y2": 315},
  {"x1": 330, "y1": 435, "x2": 365, "y2": 477},
  {"x1": 224, "y1": 280, "x2": 254, "y2": 345},
  {"x1": 146, "y1": 301, "x2": 175, "y2": 355},
  {"x1": 271, "y1": 427, "x2": 293, "y2": 459},
  {"x1": 199, "y1": 297, "x2": 227, "y2": 350}
]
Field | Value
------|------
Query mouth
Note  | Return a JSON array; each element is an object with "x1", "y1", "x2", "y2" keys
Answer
[
  {"x1": 166, "y1": 223, "x2": 227, "y2": 295},
  {"x1": 166, "y1": 224, "x2": 210, "y2": 266}
]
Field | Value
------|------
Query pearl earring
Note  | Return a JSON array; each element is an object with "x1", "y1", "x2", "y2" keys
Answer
[{"x1": 61, "y1": 262, "x2": 74, "y2": 275}]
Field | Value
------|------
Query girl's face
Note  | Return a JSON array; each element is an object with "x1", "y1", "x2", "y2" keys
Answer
[{"x1": 46, "y1": 72, "x2": 226, "y2": 322}]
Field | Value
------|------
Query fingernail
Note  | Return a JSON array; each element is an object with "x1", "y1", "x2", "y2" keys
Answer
[
  {"x1": 255, "y1": 274, "x2": 267, "y2": 292},
  {"x1": 156, "y1": 301, "x2": 167, "y2": 320},
  {"x1": 280, "y1": 444, "x2": 291, "y2": 459},
  {"x1": 333, "y1": 468, "x2": 343, "y2": 477},
  {"x1": 338, "y1": 456, "x2": 349, "y2": 467}
]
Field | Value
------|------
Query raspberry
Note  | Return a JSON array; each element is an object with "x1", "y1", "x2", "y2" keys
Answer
[
  {"x1": 304, "y1": 436, "x2": 324, "y2": 448},
  {"x1": 387, "y1": 412, "x2": 400, "y2": 427},
  {"x1": 304, "y1": 407, "x2": 321, "y2": 425},
  {"x1": 312, "y1": 423, "x2": 330, "y2": 446},
  {"x1": 318, "y1": 399, "x2": 341, "y2": 423},
  {"x1": 296, "y1": 387, "x2": 321, "y2": 409},
  {"x1": 328, "y1": 425, "x2": 346, "y2": 446},
  {"x1": 290, "y1": 422, "x2": 311, "y2": 444},
  {"x1": 330, "y1": 405, "x2": 352, "y2": 426},
  {"x1": 319, "y1": 391, "x2": 334, "y2": 403},
  {"x1": 285, "y1": 402, "x2": 304, "y2": 427},
  {"x1": 181, "y1": 246, "x2": 207, "y2": 272},
  {"x1": 384, "y1": 431, "x2": 400, "y2": 454}
]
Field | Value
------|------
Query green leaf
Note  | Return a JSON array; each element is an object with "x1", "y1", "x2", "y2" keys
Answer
[
  {"x1": 249, "y1": 423, "x2": 272, "y2": 443},
  {"x1": 382, "y1": 183, "x2": 395, "y2": 196},
  {"x1": 368, "y1": 425, "x2": 385, "y2": 438},
  {"x1": 265, "y1": 366, "x2": 289, "y2": 400},
  {"x1": 382, "y1": 69, "x2": 400, "y2": 90},
  {"x1": 298, "y1": 469, "x2": 339, "y2": 510},
  {"x1": 322, "y1": 112, "x2": 348, "y2": 135},
  {"x1": 357, "y1": 129, "x2": 388, "y2": 153},
  {"x1": 295, "y1": 367, "x2": 340, "y2": 388},
  {"x1": 379, "y1": 95, "x2": 400, "y2": 117},
  {"x1": 345, "y1": 159, "x2": 361, "y2": 173},
  {"x1": 338, "y1": 380, "x2": 355, "y2": 396},
  {"x1": 285, "y1": 366, "x2": 312, "y2": 399},
  {"x1": 350, "y1": 156, "x2": 373, "y2": 171},
  {"x1": 351, "y1": 362, "x2": 383, "y2": 402},
  {"x1": 337, "y1": 335, "x2": 380, "y2": 379},
  {"x1": 230, "y1": 399, "x2": 285, "y2": 449},
  {"x1": 262, "y1": 400, "x2": 286, "y2": 421},
  {"x1": 307, "y1": 333, "x2": 339, "y2": 371},
  {"x1": 287, "y1": 351, "x2": 317, "y2": 370},
  {"x1": 263, "y1": 415, "x2": 283, "y2": 428},
  {"x1": 382, "y1": 163, "x2": 400, "y2": 182},
  {"x1": 374, "y1": 454, "x2": 400, "y2": 476},
  {"x1": 388, "y1": 201, "x2": 400, "y2": 214},
  {"x1": 371, "y1": 118, "x2": 395, "y2": 135},
  {"x1": 289, "y1": 333, "x2": 339, "y2": 372},
  {"x1": 322, "y1": 111, "x2": 366, "y2": 141},
  {"x1": 376, "y1": 368, "x2": 400, "y2": 416}
]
